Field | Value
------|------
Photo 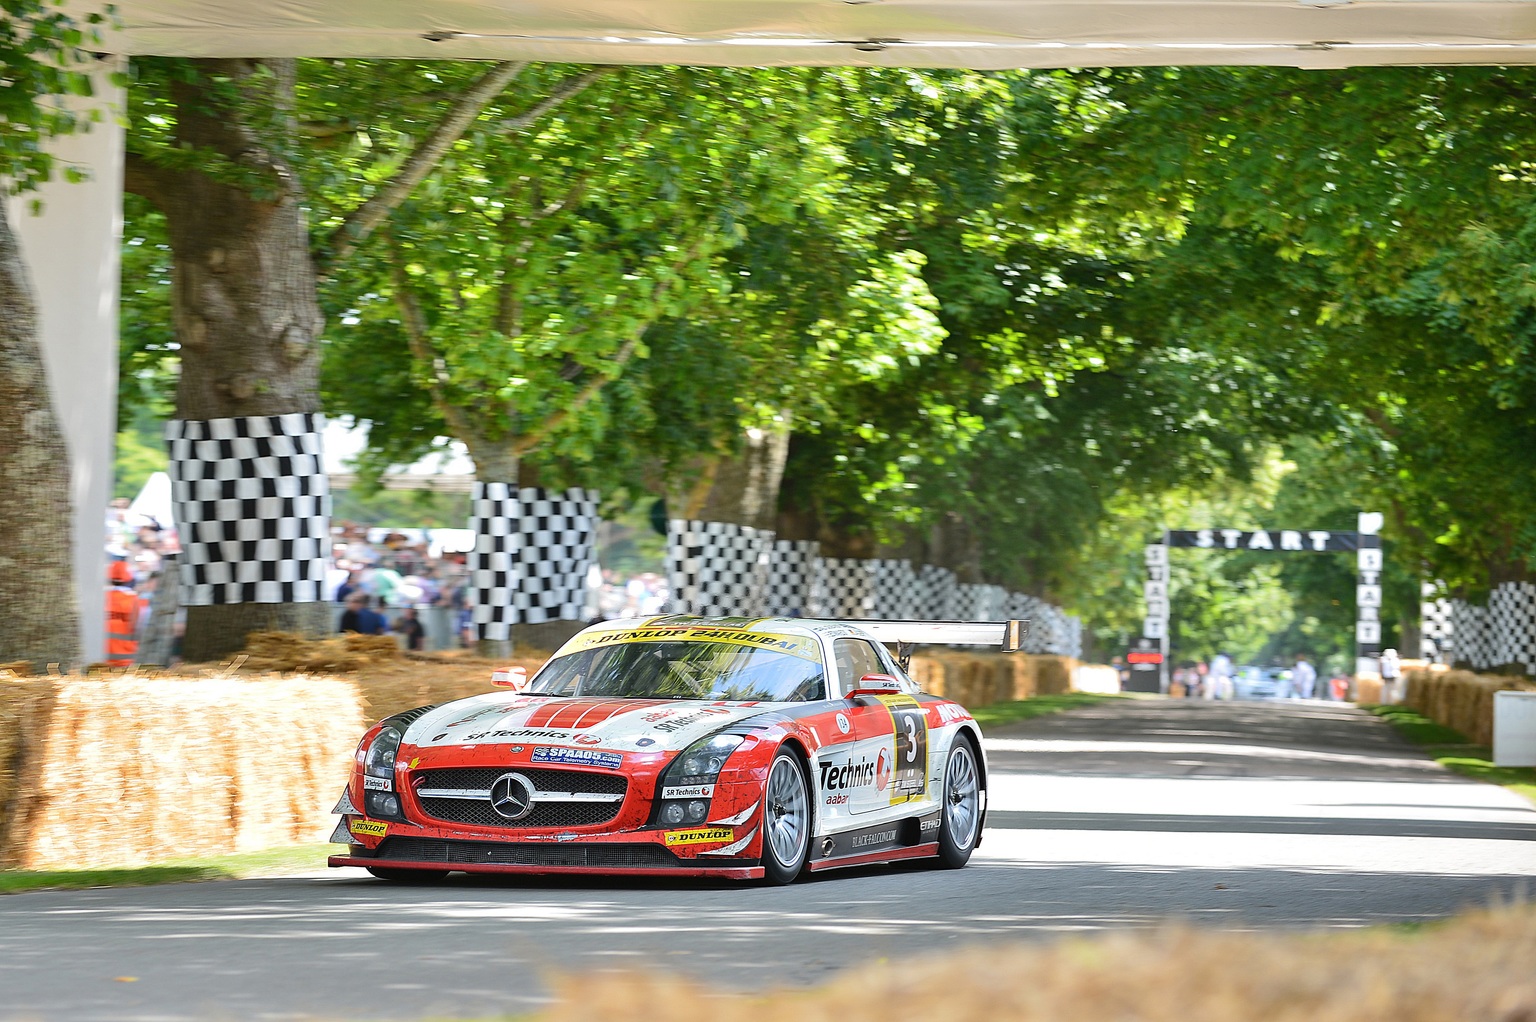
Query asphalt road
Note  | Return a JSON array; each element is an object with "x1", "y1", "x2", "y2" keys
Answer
[{"x1": 3, "y1": 699, "x2": 1534, "y2": 1021}]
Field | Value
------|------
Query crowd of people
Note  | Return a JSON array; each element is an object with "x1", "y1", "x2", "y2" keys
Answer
[
  {"x1": 105, "y1": 503, "x2": 677, "y2": 658},
  {"x1": 1161, "y1": 651, "x2": 1359, "y2": 701}
]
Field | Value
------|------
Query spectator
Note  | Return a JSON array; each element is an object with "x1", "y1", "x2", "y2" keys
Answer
[
  {"x1": 340, "y1": 593, "x2": 389, "y2": 636},
  {"x1": 392, "y1": 606, "x2": 426, "y2": 651},
  {"x1": 1380, "y1": 648, "x2": 1402, "y2": 703},
  {"x1": 335, "y1": 569, "x2": 362, "y2": 604},
  {"x1": 1292, "y1": 654, "x2": 1317, "y2": 699},
  {"x1": 1208, "y1": 652, "x2": 1234, "y2": 700},
  {"x1": 105, "y1": 560, "x2": 140, "y2": 667}
]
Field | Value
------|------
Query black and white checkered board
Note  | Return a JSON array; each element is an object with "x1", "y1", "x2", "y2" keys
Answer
[
  {"x1": 659, "y1": 520, "x2": 1083, "y2": 655},
  {"x1": 1488, "y1": 582, "x2": 1536, "y2": 673},
  {"x1": 817, "y1": 558, "x2": 877, "y2": 619},
  {"x1": 1420, "y1": 582, "x2": 1455, "y2": 663},
  {"x1": 765, "y1": 540, "x2": 820, "y2": 617},
  {"x1": 667, "y1": 519, "x2": 772, "y2": 617},
  {"x1": 166, "y1": 414, "x2": 330, "y2": 605},
  {"x1": 470, "y1": 485, "x2": 598, "y2": 640},
  {"x1": 872, "y1": 560, "x2": 923, "y2": 620},
  {"x1": 1449, "y1": 600, "x2": 1490, "y2": 670},
  {"x1": 917, "y1": 565, "x2": 959, "y2": 620}
]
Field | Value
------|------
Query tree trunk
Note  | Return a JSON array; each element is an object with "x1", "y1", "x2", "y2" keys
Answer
[
  {"x1": 678, "y1": 423, "x2": 790, "y2": 533},
  {"x1": 0, "y1": 201, "x2": 80, "y2": 669},
  {"x1": 146, "y1": 60, "x2": 331, "y2": 661},
  {"x1": 927, "y1": 511, "x2": 984, "y2": 584}
]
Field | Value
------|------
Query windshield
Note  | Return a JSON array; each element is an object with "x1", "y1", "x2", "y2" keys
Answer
[{"x1": 529, "y1": 640, "x2": 826, "y2": 702}]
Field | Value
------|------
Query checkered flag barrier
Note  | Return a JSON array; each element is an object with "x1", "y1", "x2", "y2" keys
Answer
[
  {"x1": 1449, "y1": 600, "x2": 1490, "y2": 671},
  {"x1": 166, "y1": 414, "x2": 330, "y2": 606},
  {"x1": 1030, "y1": 602, "x2": 1082, "y2": 658},
  {"x1": 918, "y1": 564, "x2": 958, "y2": 620},
  {"x1": 874, "y1": 559, "x2": 923, "y2": 620},
  {"x1": 471, "y1": 485, "x2": 599, "y2": 641},
  {"x1": 816, "y1": 557, "x2": 877, "y2": 618},
  {"x1": 666, "y1": 524, "x2": 1083, "y2": 656},
  {"x1": 667, "y1": 519, "x2": 772, "y2": 617},
  {"x1": 764, "y1": 540, "x2": 819, "y2": 617},
  {"x1": 1488, "y1": 582, "x2": 1536, "y2": 674},
  {"x1": 952, "y1": 583, "x2": 1008, "y2": 624},
  {"x1": 1420, "y1": 582, "x2": 1455, "y2": 662}
]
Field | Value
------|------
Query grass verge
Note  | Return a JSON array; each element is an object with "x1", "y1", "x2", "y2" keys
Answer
[
  {"x1": 970, "y1": 691, "x2": 1126, "y2": 730},
  {"x1": 0, "y1": 842, "x2": 333, "y2": 895},
  {"x1": 1371, "y1": 705, "x2": 1536, "y2": 806}
]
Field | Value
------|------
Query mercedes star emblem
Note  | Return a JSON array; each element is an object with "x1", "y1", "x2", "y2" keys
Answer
[{"x1": 489, "y1": 772, "x2": 536, "y2": 821}]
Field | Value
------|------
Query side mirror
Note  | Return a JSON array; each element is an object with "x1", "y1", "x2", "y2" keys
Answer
[
  {"x1": 491, "y1": 666, "x2": 528, "y2": 691},
  {"x1": 848, "y1": 673, "x2": 904, "y2": 698}
]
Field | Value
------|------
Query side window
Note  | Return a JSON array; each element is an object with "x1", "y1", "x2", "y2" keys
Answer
[{"x1": 832, "y1": 639, "x2": 887, "y2": 694}]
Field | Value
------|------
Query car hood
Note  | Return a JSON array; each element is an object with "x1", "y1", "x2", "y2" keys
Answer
[{"x1": 402, "y1": 693, "x2": 785, "y2": 755}]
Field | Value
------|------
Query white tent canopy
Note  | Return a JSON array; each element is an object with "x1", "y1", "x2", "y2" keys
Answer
[
  {"x1": 323, "y1": 420, "x2": 477, "y2": 492},
  {"x1": 85, "y1": 0, "x2": 1536, "y2": 69}
]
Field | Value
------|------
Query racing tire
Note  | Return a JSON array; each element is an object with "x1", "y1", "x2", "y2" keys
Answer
[
  {"x1": 761, "y1": 749, "x2": 812, "y2": 885},
  {"x1": 936, "y1": 736, "x2": 983, "y2": 869},
  {"x1": 366, "y1": 866, "x2": 450, "y2": 882}
]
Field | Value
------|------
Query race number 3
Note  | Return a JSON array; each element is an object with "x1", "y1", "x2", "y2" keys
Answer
[{"x1": 879, "y1": 695, "x2": 928, "y2": 801}]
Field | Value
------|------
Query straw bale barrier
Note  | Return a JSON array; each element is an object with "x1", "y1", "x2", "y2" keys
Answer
[
  {"x1": 1404, "y1": 668, "x2": 1536, "y2": 746},
  {"x1": 906, "y1": 652, "x2": 1075, "y2": 705},
  {"x1": 0, "y1": 675, "x2": 365, "y2": 870},
  {"x1": 538, "y1": 903, "x2": 1536, "y2": 1022},
  {"x1": 0, "y1": 639, "x2": 1073, "y2": 870},
  {"x1": 0, "y1": 677, "x2": 59, "y2": 869}
]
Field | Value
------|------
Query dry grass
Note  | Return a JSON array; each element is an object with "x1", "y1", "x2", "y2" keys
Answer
[
  {"x1": 541, "y1": 903, "x2": 1536, "y2": 1022},
  {"x1": 1405, "y1": 669, "x2": 1536, "y2": 746}
]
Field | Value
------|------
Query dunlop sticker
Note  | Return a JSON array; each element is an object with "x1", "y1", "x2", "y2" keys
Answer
[
  {"x1": 348, "y1": 819, "x2": 388, "y2": 839},
  {"x1": 664, "y1": 827, "x2": 733, "y2": 847},
  {"x1": 565, "y1": 625, "x2": 821, "y2": 661}
]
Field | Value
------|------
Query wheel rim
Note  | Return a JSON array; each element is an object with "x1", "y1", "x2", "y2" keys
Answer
[
  {"x1": 765, "y1": 756, "x2": 809, "y2": 868},
  {"x1": 945, "y1": 743, "x2": 980, "y2": 850}
]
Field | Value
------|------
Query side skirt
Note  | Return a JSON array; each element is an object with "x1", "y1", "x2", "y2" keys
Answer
[{"x1": 806, "y1": 843, "x2": 939, "y2": 873}]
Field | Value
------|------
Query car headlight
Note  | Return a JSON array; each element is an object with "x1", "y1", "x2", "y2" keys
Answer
[
  {"x1": 360, "y1": 725, "x2": 406, "y2": 821},
  {"x1": 654, "y1": 734, "x2": 743, "y2": 827}
]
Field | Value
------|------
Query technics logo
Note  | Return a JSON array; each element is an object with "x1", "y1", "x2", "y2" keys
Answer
[
  {"x1": 819, "y1": 756, "x2": 876, "y2": 791},
  {"x1": 489, "y1": 772, "x2": 536, "y2": 821}
]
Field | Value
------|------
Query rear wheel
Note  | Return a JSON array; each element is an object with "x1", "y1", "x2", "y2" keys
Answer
[
  {"x1": 936, "y1": 737, "x2": 982, "y2": 869},
  {"x1": 366, "y1": 866, "x2": 450, "y2": 882},
  {"x1": 761, "y1": 750, "x2": 811, "y2": 885}
]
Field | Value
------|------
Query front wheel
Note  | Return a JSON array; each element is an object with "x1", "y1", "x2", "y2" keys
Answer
[
  {"x1": 366, "y1": 866, "x2": 449, "y2": 882},
  {"x1": 936, "y1": 737, "x2": 983, "y2": 869},
  {"x1": 761, "y1": 750, "x2": 811, "y2": 884}
]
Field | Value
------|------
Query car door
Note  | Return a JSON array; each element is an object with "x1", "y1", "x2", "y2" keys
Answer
[{"x1": 827, "y1": 637, "x2": 932, "y2": 819}]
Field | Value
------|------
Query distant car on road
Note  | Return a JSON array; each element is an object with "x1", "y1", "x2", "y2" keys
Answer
[{"x1": 1234, "y1": 666, "x2": 1291, "y2": 700}]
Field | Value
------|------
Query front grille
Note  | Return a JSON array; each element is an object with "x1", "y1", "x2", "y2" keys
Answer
[
  {"x1": 413, "y1": 767, "x2": 628, "y2": 829},
  {"x1": 377, "y1": 837, "x2": 682, "y2": 869}
]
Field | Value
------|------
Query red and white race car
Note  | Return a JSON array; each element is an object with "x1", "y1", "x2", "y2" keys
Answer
[{"x1": 328, "y1": 615, "x2": 1024, "y2": 883}]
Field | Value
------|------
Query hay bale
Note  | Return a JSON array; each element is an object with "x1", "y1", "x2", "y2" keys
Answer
[
  {"x1": 1404, "y1": 669, "x2": 1535, "y2": 746},
  {"x1": 352, "y1": 653, "x2": 551, "y2": 722},
  {"x1": 0, "y1": 676, "x2": 61, "y2": 868},
  {"x1": 1035, "y1": 656, "x2": 1074, "y2": 695},
  {"x1": 16, "y1": 674, "x2": 367, "y2": 870},
  {"x1": 1355, "y1": 676, "x2": 1383, "y2": 706},
  {"x1": 238, "y1": 630, "x2": 403, "y2": 674},
  {"x1": 908, "y1": 653, "x2": 1068, "y2": 705}
]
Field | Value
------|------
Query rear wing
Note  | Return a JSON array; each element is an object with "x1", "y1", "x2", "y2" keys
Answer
[{"x1": 841, "y1": 619, "x2": 1030, "y2": 671}]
